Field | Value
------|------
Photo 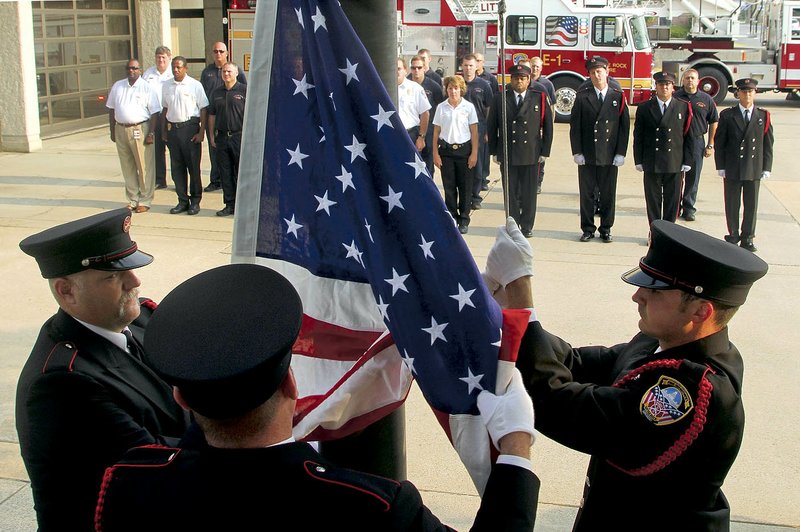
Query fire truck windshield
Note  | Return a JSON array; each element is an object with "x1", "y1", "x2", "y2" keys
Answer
[{"x1": 629, "y1": 15, "x2": 651, "y2": 50}]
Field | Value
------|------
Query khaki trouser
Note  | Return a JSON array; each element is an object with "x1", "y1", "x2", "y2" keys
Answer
[{"x1": 115, "y1": 122, "x2": 155, "y2": 207}]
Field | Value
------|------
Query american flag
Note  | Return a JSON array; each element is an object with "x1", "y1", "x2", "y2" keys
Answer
[
  {"x1": 231, "y1": 0, "x2": 528, "y2": 492},
  {"x1": 546, "y1": 16, "x2": 579, "y2": 46}
]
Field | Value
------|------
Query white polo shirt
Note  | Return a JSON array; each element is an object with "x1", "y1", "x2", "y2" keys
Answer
[
  {"x1": 161, "y1": 75, "x2": 209, "y2": 123},
  {"x1": 105, "y1": 77, "x2": 161, "y2": 124},
  {"x1": 142, "y1": 66, "x2": 173, "y2": 106},
  {"x1": 433, "y1": 98, "x2": 478, "y2": 144},
  {"x1": 397, "y1": 78, "x2": 431, "y2": 130}
]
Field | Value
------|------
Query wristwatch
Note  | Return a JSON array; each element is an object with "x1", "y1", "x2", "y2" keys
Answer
[{"x1": 706, "y1": 144, "x2": 714, "y2": 149}]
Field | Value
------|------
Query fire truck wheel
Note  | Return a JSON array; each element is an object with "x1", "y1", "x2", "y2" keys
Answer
[
  {"x1": 551, "y1": 76, "x2": 582, "y2": 123},
  {"x1": 696, "y1": 67, "x2": 729, "y2": 105}
]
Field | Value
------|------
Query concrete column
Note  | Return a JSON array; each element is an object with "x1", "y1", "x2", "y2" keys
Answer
[
  {"x1": 0, "y1": 1, "x2": 42, "y2": 153},
  {"x1": 136, "y1": 0, "x2": 172, "y2": 70}
]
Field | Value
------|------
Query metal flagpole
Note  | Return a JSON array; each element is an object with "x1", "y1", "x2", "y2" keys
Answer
[{"x1": 498, "y1": 0, "x2": 510, "y2": 218}]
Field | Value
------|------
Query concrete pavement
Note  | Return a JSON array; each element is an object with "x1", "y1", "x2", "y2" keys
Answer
[{"x1": 1, "y1": 92, "x2": 798, "y2": 530}]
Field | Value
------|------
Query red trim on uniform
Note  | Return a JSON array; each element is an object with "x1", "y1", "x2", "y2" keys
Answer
[
  {"x1": 41, "y1": 342, "x2": 78, "y2": 373},
  {"x1": 140, "y1": 298, "x2": 158, "y2": 311},
  {"x1": 763, "y1": 109, "x2": 771, "y2": 134},
  {"x1": 303, "y1": 460, "x2": 396, "y2": 511},
  {"x1": 638, "y1": 262, "x2": 697, "y2": 292},
  {"x1": 609, "y1": 361, "x2": 714, "y2": 477},
  {"x1": 620, "y1": 91, "x2": 628, "y2": 115},
  {"x1": 683, "y1": 102, "x2": 693, "y2": 136}
]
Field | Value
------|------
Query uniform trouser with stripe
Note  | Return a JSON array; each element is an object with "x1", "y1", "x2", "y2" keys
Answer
[
  {"x1": 643, "y1": 171, "x2": 682, "y2": 225},
  {"x1": 681, "y1": 137, "x2": 706, "y2": 216},
  {"x1": 115, "y1": 123, "x2": 155, "y2": 208},
  {"x1": 216, "y1": 133, "x2": 242, "y2": 208},
  {"x1": 440, "y1": 154, "x2": 473, "y2": 227},
  {"x1": 167, "y1": 124, "x2": 203, "y2": 207},
  {"x1": 724, "y1": 178, "x2": 760, "y2": 240},
  {"x1": 579, "y1": 164, "x2": 617, "y2": 235},
  {"x1": 507, "y1": 164, "x2": 539, "y2": 233}
]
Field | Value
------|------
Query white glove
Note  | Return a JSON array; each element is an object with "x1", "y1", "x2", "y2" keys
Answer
[
  {"x1": 485, "y1": 217, "x2": 534, "y2": 288},
  {"x1": 481, "y1": 271, "x2": 501, "y2": 298},
  {"x1": 681, "y1": 165, "x2": 691, "y2": 172},
  {"x1": 538, "y1": 155, "x2": 547, "y2": 163},
  {"x1": 477, "y1": 369, "x2": 535, "y2": 449},
  {"x1": 718, "y1": 169, "x2": 726, "y2": 178},
  {"x1": 761, "y1": 171, "x2": 771, "y2": 179},
  {"x1": 635, "y1": 164, "x2": 643, "y2": 172},
  {"x1": 612, "y1": 155, "x2": 625, "y2": 166},
  {"x1": 573, "y1": 154, "x2": 586, "y2": 165}
]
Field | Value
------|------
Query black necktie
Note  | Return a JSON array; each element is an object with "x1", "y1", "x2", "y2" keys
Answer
[
  {"x1": 598, "y1": 92, "x2": 603, "y2": 105},
  {"x1": 517, "y1": 94, "x2": 523, "y2": 107},
  {"x1": 744, "y1": 109, "x2": 750, "y2": 123},
  {"x1": 661, "y1": 102, "x2": 667, "y2": 115},
  {"x1": 123, "y1": 329, "x2": 143, "y2": 361}
]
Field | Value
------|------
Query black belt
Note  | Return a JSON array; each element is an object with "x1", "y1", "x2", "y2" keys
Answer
[
  {"x1": 440, "y1": 140, "x2": 469, "y2": 151},
  {"x1": 117, "y1": 120, "x2": 146, "y2": 128},
  {"x1": 219, "y1": 130, "x2": 241, "y2": 137},
  {"x1": 169, "y1": 117, "x2": 199, "y2": 128}
]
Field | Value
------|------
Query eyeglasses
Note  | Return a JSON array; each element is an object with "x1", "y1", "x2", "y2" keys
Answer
[
  {"x1": 126, "y1": 66, "x2": 140, "y2": 70},
  {"x1": 410, "y1": 66, "x2": 423, "y2": 70},
  {"x1": 212, "y1": 50, "x2": 226, "y2": 53}
]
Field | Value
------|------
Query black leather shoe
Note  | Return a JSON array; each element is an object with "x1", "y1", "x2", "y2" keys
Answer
[
  {"x1": 683, "y1": 212, "x2": 696, "y2": 221},
  {"x1": 204, "y1": 183, "x2": 221, "y2": 192},
  {"x1": 480, "y1": 182, "x2": 489, "y2": 191},
  {"x1": 471, "y1": 202, "x2": 482, "y2": 210},
  {"x1": 521, "y1": 229, "x2": 533, "y2": 238},
  {"x1": 724, "y1": 234, "x2": 740, "y2": 244},
  {"x1": 155, "y1": 183, "x2": 167, "y2": 190},
  {"x1": 458, "y1": 225, "x2": 468, "y2": 234},
  {"x1": 187, "y1": 205, "x2": 200, "y2": 216},
  {"x1": 580, "y1": 231, "x2": 595, "y2": 242},
  {"x1": 169, "y1": 204, "x2": 189, "y2": 214},
  {"x1": 600, "y1": 233, "x2": 613, "y2": 243},
  {"x1": 740, "y1": 239, "x2": 758, "y2": 252},
  {"x1": 216, "y1": 206, "x2": 235, "y2": 217}
]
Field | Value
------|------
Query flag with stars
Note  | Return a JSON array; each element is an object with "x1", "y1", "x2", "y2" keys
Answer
[{"x1": 232, "y1": 0, "x2": 529, "y2": 492}]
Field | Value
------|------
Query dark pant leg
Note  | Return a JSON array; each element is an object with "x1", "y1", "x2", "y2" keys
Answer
[
  {"x1": 479, "y1": 125, "x2": 490, "y2": 182},
  {"x1": 723, "y1": 178, "x2": 743, "y2": 238},
  {"x1": 471, "y1": 124, "x2": 486, "y2": 204},
  {"x1": 188, "y1": 129, "x2": 203, "y2": 206},
  {"x1": 596, "y1": 165, "x2": 618, "y2": 235},
  {"x1": 741, "y1": 179, "x2": 760, "y2": 239},
  {"x1": 154, "y1": 116, "x2": 167, "y2": 186},
  {"x1": 440, "y1": 155, "x2": 459, "y2": 221},
  {"x1": 217, "y1": 133, "x2": 241, "y2": 207},
  {"x1": 422, "y1": 128, "x2": 435, "y2": 178},
  {"x1": 167, "y1": 128, "x2": 190, "y2": 206},
  {"x1": 454, "y1": 157, "x2": 473, "y2": 226},
  {"x1": 661, "y1": 172, "x2": 681, "y2": 222},
  {"x1": 643, "y1": 172, "x2": 662, "y2": 224},
  {"x1": 537, "y1": 160, "x2": 546, "y2": 188},
  {"x1": 681, "y1": 138, "x2": 705, "y2": 215},
  {"x1": 515, "y1": 164, "x2": 538, "y2": 232},
  {"x1": 578, "y1": 165, "x2": 598, "y2": 233},
  {"x1": 206, "y1": 128, "x2": 220, "y2": 187}
]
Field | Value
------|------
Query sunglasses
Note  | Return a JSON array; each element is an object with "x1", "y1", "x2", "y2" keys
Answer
[
  {"x1": 410, "y1": 66, "x2": 423, "y2": 70},
  {"x1": 212, "y1": 50, "x2": 226, "y2": 53},
  {"x1": 126, "y1": 66, "x2": 140, "y2": 70}
]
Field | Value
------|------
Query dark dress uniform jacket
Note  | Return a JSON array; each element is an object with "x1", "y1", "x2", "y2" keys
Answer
[
  {"x1": 569, "y1": 87, "x2": 630, "y2": 165},
  {"x1": 487, "y1": 88, "x2": 553, "y2": 166},
  {"x1": 633, "y1": 97, "x2": 693, "y2": 173},
  {"x1": 714, "y1": 105, "x2": 774, "y2": 181},
  {"x1": 517, "y1": 322, "x2": 744, "y2": 531},
  {"x1": 96, "y1": 440, "x2": 540, "y2": 531},
  {"x1": 16, "y1": 302, "x2": 189, "y2": 531}
]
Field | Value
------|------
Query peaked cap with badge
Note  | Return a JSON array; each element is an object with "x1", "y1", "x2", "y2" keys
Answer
[
  {"x1": 19, "y1": 207, "x2": 153, "y2": 278},
  {"x1": 509, "y1": 63, "x2": 532, "y2": 77},
  {"x1": 585, "y1": 56, "x2": 609, "y2": 71},
  {"x1": 623, "y1": 220, "x2": 768, "y2": 306},
  {"x1": 653, "y1": 71, "x2": 677, "y2": 84},
  {"x1": 735, "y1": 77, "x2": 758, "y2": 90}
]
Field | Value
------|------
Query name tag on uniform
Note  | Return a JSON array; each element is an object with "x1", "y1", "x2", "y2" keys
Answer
[
  {"x1": 167, "y1": 123, "x2": 172, "y2": 131},
  {"x1": 132, "y1": 129, "x2": 142, "y2": 140}
]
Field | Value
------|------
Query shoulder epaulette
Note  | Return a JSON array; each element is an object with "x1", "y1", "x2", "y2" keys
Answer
[
  {"x1": 303, "y1": 459, "x2": 400, "y2": 512},
  {"x1": 42, "y1": 341, "x2": 79, "y2": 373}
]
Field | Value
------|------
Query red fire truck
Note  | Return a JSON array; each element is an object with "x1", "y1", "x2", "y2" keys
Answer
[
  {"x1": 658, "y1": 0, "x2": 800, "y2": 102},
  {"x1": 499, "y1": 0, "x2": 655, "y2": 121}
]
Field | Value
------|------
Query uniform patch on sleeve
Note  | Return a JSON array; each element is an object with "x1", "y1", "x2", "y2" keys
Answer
[{"x1": 640, "y1": 375, "x2": 694, "y2": 426}]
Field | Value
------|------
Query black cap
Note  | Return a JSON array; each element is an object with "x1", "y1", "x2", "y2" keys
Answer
[
  {"x1": 585, "y1": 56, "x2": 609, "y2": 71},
  {"x1": 653, "y1": 71, "x2": 677, "y2": 84},
  {"x1": 19, "y1": 208, "x2": 153, "y2": 278},
  {"x1": 735, "y1": 78, "x2": 758, "y2": 90},
  {"x1": 509, "y1": 64, "x2": 532, "y2": 77},
  {"x1": 143, "y1": 264, "x2": 303, "y2": 419},
  {"x1": 622, "y1": 221, "x2": 768, "y2": 306}
]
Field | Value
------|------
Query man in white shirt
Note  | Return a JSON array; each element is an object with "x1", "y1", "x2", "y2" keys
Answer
[
  {"x1": 106, "y1": 58, "x2": 161, "y2": 213},
  {"x1": 161, "y1": 56, "x2": 209, "y2": 216},
  {"x1": 397, "y1": 58, "x2": 431, "y2": 155},
  {"x1": 142, "y1": 46, "x2": 173, "y2": 190}
]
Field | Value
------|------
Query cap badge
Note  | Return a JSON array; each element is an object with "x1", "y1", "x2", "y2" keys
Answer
[
  {"x1": 81, "y1": 258, "x2": 90, "y2": 266},
  {"x1": 122, "y1": 215, "x2": 132, "y2": 234},
  {"x1": 694, "y1": 286, "x2": 703, "y2": 294},
  {"x1": 640, "y1": 375, "x2": 694, "y2": 426}
]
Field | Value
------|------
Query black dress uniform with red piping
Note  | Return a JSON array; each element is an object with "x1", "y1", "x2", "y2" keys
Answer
[{"x1": 515, "y1": 220, "x2": 768, "y2": 530}]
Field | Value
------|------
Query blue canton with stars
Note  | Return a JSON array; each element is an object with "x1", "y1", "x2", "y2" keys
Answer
[{"x1": 255, "y1": 0, "x2": 504, "y2": 413}]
